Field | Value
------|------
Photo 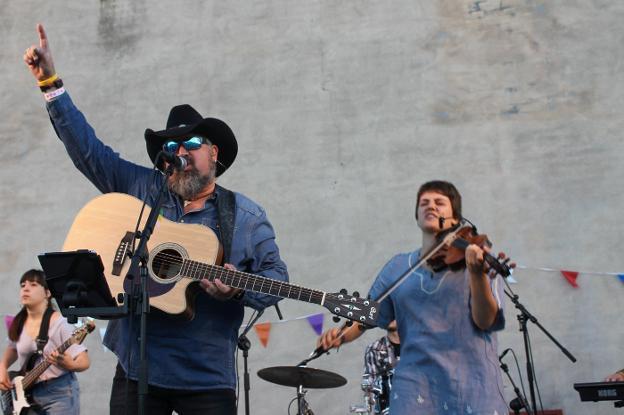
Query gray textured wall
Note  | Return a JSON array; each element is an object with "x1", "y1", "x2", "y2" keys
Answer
[{"x1": 2, "y1": 1, "x2": 623, "y2": 414}]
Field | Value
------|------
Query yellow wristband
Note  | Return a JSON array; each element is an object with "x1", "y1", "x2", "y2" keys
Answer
[{"x1": 37, "y1": 74, "x2": 59, "y2": 87}]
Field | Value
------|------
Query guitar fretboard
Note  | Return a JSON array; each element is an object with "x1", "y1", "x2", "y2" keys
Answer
[{"x1": 181, "y1": 260, "x2": 325, "y2": 305}]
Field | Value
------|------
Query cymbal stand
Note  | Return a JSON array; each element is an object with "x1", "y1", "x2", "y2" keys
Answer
[
  {"x1": 292, "y1": 360, "x2": 313, "y2": 415},
  {"x1": 296, "y1": 384, "x2": 313, "y2": 415}
]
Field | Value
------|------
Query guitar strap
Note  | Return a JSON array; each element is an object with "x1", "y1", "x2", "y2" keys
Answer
[
  {"x1": 216, "y1": 185, "x2": 236, "y2": 264},
  {"x1": 36, "y1": 307, "x2": 54, "y2": 354},
  {"x1": 26, "y1": 307, "x2": 54, "y2": 371}
]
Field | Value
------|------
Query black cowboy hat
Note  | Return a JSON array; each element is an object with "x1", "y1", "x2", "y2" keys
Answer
[{"x1": 144, "y1": 104, "x2": 238, "y2": 177}]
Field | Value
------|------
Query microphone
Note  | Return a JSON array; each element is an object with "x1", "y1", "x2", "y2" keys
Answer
[
  {"x1": 499, "y1": 348, "x2": 511, "y2": 361},
  {"x1": 438, "y1": 216, "x2": 457, "y2": 230},
  {"x1": 158, "y1": 151, "x2": 188, "y2": 171},
  {"x1": 438, "y1": 216, "x2": 446, "y2": 229}
]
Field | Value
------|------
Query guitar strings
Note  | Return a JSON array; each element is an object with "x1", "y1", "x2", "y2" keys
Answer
[
  {"x1": 148, "y1": 255, "x2": 326, "y2": 302},
  {"x1": 146, "y1": 253, "x2": 326, "y2": 303}
]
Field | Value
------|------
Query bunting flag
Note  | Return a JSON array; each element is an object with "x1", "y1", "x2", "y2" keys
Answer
[
  {"x1": 254, "y1": 322, "x2": 272, "y2": 347},
  {"x1": 619, "y1": 274, "x2": 624, "y2": 284},
  {"x1": 4, "y1": 315, "x2": 14, "y2": 332},
  {"x1": 505, "y1": 267, "x2": 517, "y2": 284},
  {"x1": 560, "y1": 270, "x2": 579, "y2": 288},
  {"x1": 306, "y1": 313, "x2": 324, "y2": 335}
]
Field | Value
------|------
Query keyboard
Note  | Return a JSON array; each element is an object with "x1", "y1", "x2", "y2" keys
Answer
[{"x1": 574, "y1": 381, "x2": 624, "y2": 402}]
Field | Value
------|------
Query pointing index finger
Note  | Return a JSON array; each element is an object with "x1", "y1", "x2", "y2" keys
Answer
[{"x1": 37, "y1": 23, "x2": 48, "y2": 49}]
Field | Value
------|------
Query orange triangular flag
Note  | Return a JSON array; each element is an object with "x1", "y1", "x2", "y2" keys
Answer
[
  {"x1": 254, "y1": 322, "x2": 272, "y2": 347},
  {"x1": 560, "y1": 270, "x2": 579, "y2": 288}
]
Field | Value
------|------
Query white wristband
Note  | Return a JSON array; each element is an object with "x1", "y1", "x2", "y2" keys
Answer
[{"x1": 43, "y1": 87, "x2": 66, "y2": 102}]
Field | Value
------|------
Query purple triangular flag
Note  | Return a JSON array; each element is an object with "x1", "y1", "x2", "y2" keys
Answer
[{"x1": 306, "y1": 313, "x2": 324, "y2": 335}]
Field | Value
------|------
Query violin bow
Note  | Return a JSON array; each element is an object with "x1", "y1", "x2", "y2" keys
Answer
[
  {"x1": 303, "y1": 220, "x2": 510, "y2": 365},
  {"x1": 374, "y1": 222, "x2": 466, "y2": 303}
]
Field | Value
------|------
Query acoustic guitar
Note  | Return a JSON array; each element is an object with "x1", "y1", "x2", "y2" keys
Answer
[{"x1": 62, "y1": 193, "x2": 378, "y2": 325}]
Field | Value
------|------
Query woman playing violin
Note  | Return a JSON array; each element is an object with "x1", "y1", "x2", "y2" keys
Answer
[
  {"x1": 318, "y1": 180, "x2": 509, "y2": 415},
  {"x1": 0, "y1": 269, "x2": 90, "y2": 415}
]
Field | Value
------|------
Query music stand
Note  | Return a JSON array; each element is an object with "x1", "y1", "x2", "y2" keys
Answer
[{"x1": 38, "y1": 250, "x2": 128, "y2": 323}]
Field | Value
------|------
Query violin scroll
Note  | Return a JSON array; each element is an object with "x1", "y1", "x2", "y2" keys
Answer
[{"x1": 482, "y1": 249, "x2": 512, "y2": 277}]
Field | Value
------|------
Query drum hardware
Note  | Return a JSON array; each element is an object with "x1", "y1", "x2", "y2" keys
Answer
[
  {"x1": 349, "y1": 368, "x2": 394, "y2": 415},
  {"x1": 257, "y1": 365, "x2": 347, "y2": 415}
]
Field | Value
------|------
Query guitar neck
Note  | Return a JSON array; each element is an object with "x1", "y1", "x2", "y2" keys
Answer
[
  {"x1": 182, "y1": 260, "x2": 325, "y2": 305},
  {"x1": 21, "y1": 336, "x2": 75, "y2": 390}
]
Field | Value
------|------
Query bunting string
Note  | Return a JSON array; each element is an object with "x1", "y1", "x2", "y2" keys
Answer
[
  {"x1": 513, "y1": 265, "x2": 624, "y2": 288},
  {"x1": 515, "y1": 265, "x2": 623, "y2": 277},
  {"x1": 2, "y1": 264, "x2": 621, "y2": 349},
  {"x1": 240, "y1": 311, "x2": 325, "y2": 330},
  {"x1": 249, "y1": 312, "x2": 325, "y2": 348}
]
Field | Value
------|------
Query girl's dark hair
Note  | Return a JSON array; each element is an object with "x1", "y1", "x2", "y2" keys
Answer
[{"x1": 8, "y1": 269, "x2": 51, "y2": 342}]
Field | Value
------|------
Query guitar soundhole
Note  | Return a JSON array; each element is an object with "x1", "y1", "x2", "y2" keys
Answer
[{"x1": 151, "y1": 249, "x2": 183, "y2": 281}]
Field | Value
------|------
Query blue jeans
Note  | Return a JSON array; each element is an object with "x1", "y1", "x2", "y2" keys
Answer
[{"x1": 27, "y1": 372, "x2": 80, "y2": 415}]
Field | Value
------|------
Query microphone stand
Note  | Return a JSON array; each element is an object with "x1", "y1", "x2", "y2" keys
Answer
[
  {"x1": 125, "y1": 158, "x2": 176, "y2": 415},
  {"x1": 238, "y1": 309, "x2": 265, "y2": 415},
  {"x1": 503, "y1": 279, "x2": 576, "y2": 415},
  {"x1": 499, "y1": 353, "x2": 532, "y2": 415},
  {"x1": 274, "y1": 303, "x2": 284, "y2": 320}
]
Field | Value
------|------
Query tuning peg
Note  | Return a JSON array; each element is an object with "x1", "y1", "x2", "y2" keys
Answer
[
  {"x1": 352, "y1": 291, "x2": 360, "y2": 298},
  {"x1": 332, "y1": 316, "x2": 341, "y2": 323},
  {"x1": 339, "y1": 288, "x2": 348, "y2": 295},
  {"x1": 345, "y1": 320, "x2": 353, "y2": 327}
]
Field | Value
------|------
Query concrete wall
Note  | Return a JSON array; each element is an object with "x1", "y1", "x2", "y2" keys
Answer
[{"x1": 2, "y1": 1, "x2": 623, "y2": 414}]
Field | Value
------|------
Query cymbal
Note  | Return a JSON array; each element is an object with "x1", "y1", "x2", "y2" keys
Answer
[{"x1": 257, "y1": 366, "x2": 347, "y2": 389}]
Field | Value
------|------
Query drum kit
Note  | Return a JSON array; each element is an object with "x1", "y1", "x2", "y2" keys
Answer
[{"x1": 257, "y1": 365, "x2": 393, "y2": 415}]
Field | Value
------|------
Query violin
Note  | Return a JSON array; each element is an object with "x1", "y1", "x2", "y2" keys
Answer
[{"x1": 427, "y1": 223, "x2": 512, "y2": 277}]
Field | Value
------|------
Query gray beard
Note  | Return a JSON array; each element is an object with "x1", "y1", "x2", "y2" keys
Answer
[{"x1": 168, "y1": 167, "x2": 214, "y2": 200}]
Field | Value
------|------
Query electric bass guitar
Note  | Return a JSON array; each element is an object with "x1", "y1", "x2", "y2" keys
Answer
[
  {"x1": 62, "y1": 193, "x2": 379, "y2": 325},
  {"x1": 0, "y1": 322, "x2": 94, "y2": 415}
]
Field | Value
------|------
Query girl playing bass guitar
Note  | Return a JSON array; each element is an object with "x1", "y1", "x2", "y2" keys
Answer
[{"x1": 0, "y1": 269, "x2": 90, "y2": 415}]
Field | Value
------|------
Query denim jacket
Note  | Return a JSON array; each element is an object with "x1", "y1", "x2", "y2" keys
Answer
[{"x1": 46, "y1": 92, "x2": 289, "y2": 390}]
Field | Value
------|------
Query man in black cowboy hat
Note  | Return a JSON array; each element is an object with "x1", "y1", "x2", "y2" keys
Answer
[{"x1": 24, "y1": 24, "x2": 289, "y2": 415}]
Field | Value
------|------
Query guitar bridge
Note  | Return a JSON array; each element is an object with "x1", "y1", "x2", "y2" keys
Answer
[{"x1": 112, "y1": 232, "x2": 135, "y2": 276}]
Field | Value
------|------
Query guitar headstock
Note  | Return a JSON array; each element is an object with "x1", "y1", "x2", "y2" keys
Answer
[
  {"x1": 323, "y1": 289, "x2": 379, "y2": 327},
  {"x1": 72, "y1": 320, "x2": 96, "y2": 344}
]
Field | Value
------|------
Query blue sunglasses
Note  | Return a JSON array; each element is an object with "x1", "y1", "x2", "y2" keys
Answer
[{"x1": 162, "y1": 136, "x2": 209, "y2": 153}]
